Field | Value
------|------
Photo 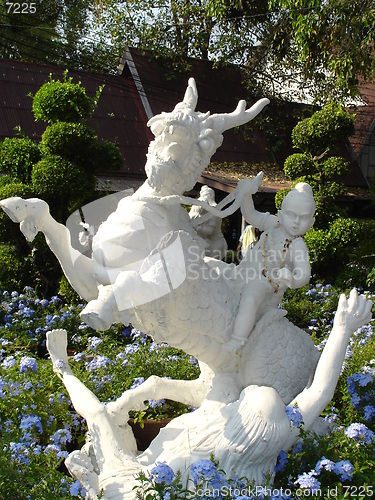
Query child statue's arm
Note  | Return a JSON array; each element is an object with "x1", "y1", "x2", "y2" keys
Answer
[{"x1": 237, "y1": 173, "x2": 277, "y2": 231}]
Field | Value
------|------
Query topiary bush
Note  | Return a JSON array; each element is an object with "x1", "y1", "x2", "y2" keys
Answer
[
  {"x1": 284, "y1": 101, "x2": 356, "y2": 228},
  {"x1": 0, "y1": 244, "x2": 35, "y2": 291},
  {"x1": 291, "y1": 102, "x2": 355, "y2": 155},
  {"x1": 39, "y1": 122, "x2": 97, "y2": 163},
  {"x1": 328, "y1": 217, "x2": 362, "y2": 249},
  {"x1": 32, "y1": 73, "x2": 96, "y2": 123},
  {"x1": 0, "y1": 73, "x2": 122, "y2": 295},
  {"x1": 284, "y1": 153, "x2": 316, "y2": 179},
  {"x1": 86, "y1": 139, "x2": 125, "y2": 174},
  {"x1": 32, "y1": 156, "x2": 96, "y2": 214},
  {"x1": 0, "y1": 137, "x2": 41, "y2": 183},
  {"x1": 304, "y1": 218, "x2": 366, "y2": 283}
]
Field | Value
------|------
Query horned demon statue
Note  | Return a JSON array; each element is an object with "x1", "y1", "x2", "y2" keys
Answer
[{"x1": 1, "y1": 79, "x2": 372, "y2": 499}]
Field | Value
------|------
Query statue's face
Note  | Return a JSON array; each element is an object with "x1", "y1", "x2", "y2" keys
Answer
[
  {"x1": 145, "y1": 117, "x2": 202, "y2": 195},
  {"x1": 279, "y1": 197, "x2": 315, "y2": 237}
]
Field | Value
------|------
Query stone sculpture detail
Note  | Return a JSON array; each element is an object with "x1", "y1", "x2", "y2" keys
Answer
[{"x1": 0, "y1": 79, "x2": 372, "y2": 499}]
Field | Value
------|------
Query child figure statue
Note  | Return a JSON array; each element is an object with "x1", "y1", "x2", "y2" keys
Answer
[{"x1": 226, "y1": 180, "x2": 316, "y2": 352}]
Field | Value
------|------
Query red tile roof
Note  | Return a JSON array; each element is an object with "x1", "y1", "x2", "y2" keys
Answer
[{"x1": 0, "y1": 59, "x2": 151, "y2": 179}]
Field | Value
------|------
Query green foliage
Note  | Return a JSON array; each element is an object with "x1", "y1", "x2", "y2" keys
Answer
[
  {"x1": 0, "y1": 137, "x2": 41, "y2": 183},
  {"x1": 58, "y1": 275, "x2": 81, "y2": 304},
  {"x1": 0, "y1": 285, "x2": 374, "y2": 498},
  {"x1": 304, "y1": 228, "x2": 330, "y2": 273},
  {"x1": 32, "y1": 74, "x2": 94, "y2": 123},
  {"x1": 0, "y1": 244, "x2": 35, "y2": 292},
  {"x1": 292, "y1": 102, "x2": 355, "y2": 155},
  {"x1": 284, "y1": 153, "x2": 316, "y2": 179},
  {"x1": 321, "y1": 156, "x2": 350, "y2": 178},
  {"x1": 40, "y1": 122, "x2": 97, "y2": 162},
  {"x1": 328, "y1": 217, "x2": 362, "y2": 249},
  {"x1": 367, "y1": 268, "x2": 375, "y2": 290},
  {"x1": 271, "y1": 0, "x2": 375, "y2": 98},
  {"x1": 304, "y1": 218, "x2": 364, "y2": 282},
  {"x1": 87, "y1": 139, "x2": 124, "y2": 174},
  {"x1": 283, "y1": 101, "x2": 356, "y2": 229},
  {"x1": 32, "y1": 156, "x2": 96, "y2": 207},
  {"x1": 0, "y1": 74, "x2": 123, "y2": 293}
]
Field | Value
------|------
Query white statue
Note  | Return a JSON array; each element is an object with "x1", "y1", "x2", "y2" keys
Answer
[
  {"x1": 189, "y1": 185, "x2": 228, "y2": 259},
  {"x1": 1, "y1": 79, "x2": 372, "y2": 498},
  {"x1": 46, "y1": 289, "x2": 371, "y2": 497},
  {"x1": 225, "y1": 181, "x2": 316, "y2": 352}
]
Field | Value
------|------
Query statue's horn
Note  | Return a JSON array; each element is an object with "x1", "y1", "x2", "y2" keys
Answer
[
  {"x1": 209, "y1": 97, "x2": 270, "y2": 133},
  {"x1": 175, "y1": 78, "x2": 198, "y2": 111}
]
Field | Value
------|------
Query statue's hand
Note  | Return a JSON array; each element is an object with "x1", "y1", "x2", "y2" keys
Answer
[
  {"x1": 235, "y1": 172, "x2": 264, "y2": 198},
  {"x1": 334, "y1": 289, "x2": 372, "y2": 335},
  {"x1": 276, "y1": 267, "x2": 293, "y2": 286}
]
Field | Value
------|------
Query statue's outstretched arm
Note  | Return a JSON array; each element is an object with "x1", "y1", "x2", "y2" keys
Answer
[
  {"x1": 0, "y1": 197, "x2": 98, "y2": 301},
  {"x1": 294, "y1": 289, "x2": 372, "y2": 429}
]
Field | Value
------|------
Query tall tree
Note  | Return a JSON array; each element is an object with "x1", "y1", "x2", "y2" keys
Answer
[
  {"x1": 0, "y1": 0, "x2": 113, "y2": 72},
  {"x1": 93, "y1": 0, "x2": 375, "y2": 102}
]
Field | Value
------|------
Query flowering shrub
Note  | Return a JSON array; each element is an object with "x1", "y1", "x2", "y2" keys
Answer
[{"x1": 0, "y1": 285, "x2": 374, "y2": 498}]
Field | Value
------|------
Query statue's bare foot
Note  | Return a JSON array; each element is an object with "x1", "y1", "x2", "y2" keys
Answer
[
  {"x1": 46, "y1": 329, "x2": 69, "y2": 377},
  {"x1": 0, "y1": 197, "x2": 49, "y2": 241},
  {"x1": 0, "y1": 197, "x2": 29, "y2": 222},
  {"x1": 223, "y1": 335, "x2": 247, "y2": 353}
]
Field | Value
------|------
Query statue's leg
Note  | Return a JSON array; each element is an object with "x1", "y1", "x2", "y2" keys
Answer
[
  {"x1": 225, "y1": 285, "x2": 265, "y2": 352},
  {"x1": 46, "y1": 330, "x2": 139, "y2": 460},
  {"x1": 106, "y1": 362, "x2": 213, "y2": 419},
  {"x1": 0, "y1": 197, "x2": 97, "y2": 301},
  {"x1": 81, "y1": 242, "x2": 181, "y2": 330}
]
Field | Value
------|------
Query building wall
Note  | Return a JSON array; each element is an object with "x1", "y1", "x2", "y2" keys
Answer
[{"x1": 358, "y1": 120, "x2": 375, "y2": 182}]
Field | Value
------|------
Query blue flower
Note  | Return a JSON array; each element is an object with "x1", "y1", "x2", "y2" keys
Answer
[
  {"x1": 131, "y1": 377, "x2": 145, "y2": 389},
  {"x1": 363, "y1": 405, "x2": 375, "y2": 421},
  {"x1": 87, "y1": 336, "x2": 103, "y2": 351},
  {"x1": 9, "y1": 441, "x2": 30, "y2": 465},
  {"x1": 20, "y1": 415, "x2": 43, "y2": 434},
  {"x1": 274, "y1": 450, "x2": 288, "y2": 473},
  {"x1": 19, "y1": 307, "x2": 35, "y2": 318},
  {"x1": 50, "y1": 428, "x2": 72, "y2": 446},
  {"x1": 44, "y1": 444, "x2": 69, "y2": 460},
  {"x1": 2, "y1": 356, "x2": 16, "y2": 369},
  {"x1": 333, "y1": 460, "x2": 354, "y2": 482},
  {"x1": 150, "y1": 461, "x2": 175, "y2": 485},
  {"x1": 69, "y1": 480, "x2": 85, "y2": 497},
  {"x1": 344, "y1": 422, "x2": 375, "y2": 445},
  {"x1": 87, "y1": 355, "x2": 111, "y2": 371},
  {"x1": 73, "y1": 352, "x2": 85, "y2": 362},
  {"x1": 50, "y1": 296, "x2": 61, "y2": 305},
  {"x1": 285, "y1": 405, "x2": 303, "y2": 427},
  {"x1": 315, "y1": 456, "x2": 335, "y2": 474},
  {"x1": 148, "y1": 398, "x2": 165, "y2": 408},
  {"x1": 20, "y1": 356, "x2": 38, "y2": 373},
  {"x1": 125, "y1": 343, "x2": 140, "y2": 355},
  {"x1": 190, "y1": 459, "x2": 221, "y2": 486},
  {"x1": 294, "y1": 471, "x2": 321, "y2": 491}
]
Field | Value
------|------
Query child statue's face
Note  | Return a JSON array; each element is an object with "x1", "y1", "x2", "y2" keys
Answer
[{"x1": 279, "y1": 196, "x2": 315, "y2": 237}]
